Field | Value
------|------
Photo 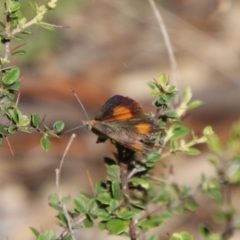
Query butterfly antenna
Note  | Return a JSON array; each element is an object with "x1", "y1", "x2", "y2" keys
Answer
[
  {"x1": 70, "y1": 88, "x2": 91, "y2": 122},
  {"x1": 62, "y1": 125, "x2": 86, "y2": 134}
]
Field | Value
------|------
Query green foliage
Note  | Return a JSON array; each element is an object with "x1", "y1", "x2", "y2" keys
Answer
[
  {"x1": 0, "y1": 0, "x2": 64, "y2": 151},
  {"x1": 30, "y1": 75, "x2": 240, "y2": 240},
  {"x1": 29, "y1": 76, "x2": 215, "y2": 240},
  {"x1": 1, "y1": 1, "x2": 239, "y2": 240},
  {"x1": 170, "y1": 231, "x2": 194, "y2": 240}
]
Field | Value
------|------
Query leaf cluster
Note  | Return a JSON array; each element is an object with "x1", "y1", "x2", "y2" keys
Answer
[
  {"x1": 0, "y1": 0, "x2": 64, "y2": 151},
  {"x1": 30, "y1": 76, "x2": 211, "y2": 240}
]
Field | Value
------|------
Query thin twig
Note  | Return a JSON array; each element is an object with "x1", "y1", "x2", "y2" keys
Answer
[
  {"x1": 4, "y1": 13, "x2": 11, "y2": 61},
  {"x1": 116, "y1": 144, "x2": 137, "y2": 239},
  {"x1": 127, "y1": 167, "x2": 138, "y2": 180},
  {"x1": 56, "y1": 133, "x2": 76, "y2": 240},
  {"x1": 148, "y1": 174, "x2": 169, "y2": 184},
  {"x1": 0, "y1": 65, "x2": 16, "y2": 71},
  {"x1": 86, "y1": 169, "x2": 95, "y2": 197},
  {"x1": 129, "y1": 219, "x2": 137, "y2": 240},
  {"x1": 148, "y1": 0, "x2": 179, "y2": 92},
  {"x1": 5, "y1": 136, "x2": 14, "y2": 156},
  {"x1": 15, "y1": 91, "x2": 20, "y2": 107},
  {"x1": 4, "y1": 42, "x2": 10, "y2": 60},
  {"x1": 40, "y1": 22, "x2": 70, "y2": 29},
  {"x1": 9, "y1": 43, "x2": 26, "y2": 55},
  {"x1": 59, "y1": 216, "x2": 86, "y2": 239}
]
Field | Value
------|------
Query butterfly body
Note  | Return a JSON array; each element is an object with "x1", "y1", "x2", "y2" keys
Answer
[{"x1": 83, "y1": 95, "x2": 161, "y2": 153}]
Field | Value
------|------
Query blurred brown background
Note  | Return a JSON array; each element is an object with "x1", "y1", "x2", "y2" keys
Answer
[{"x1": 1, "y1": 0, "x2": 240, "y2": 239}]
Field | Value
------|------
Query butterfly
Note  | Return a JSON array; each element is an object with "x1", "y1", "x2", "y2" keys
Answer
[{"x1": 78, "y1": 94, "x2": 161, "y2": 153}]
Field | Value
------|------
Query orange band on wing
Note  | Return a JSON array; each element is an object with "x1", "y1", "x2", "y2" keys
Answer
[
  {"x1": 129, "y1": 143, "x2": 144, "y2": 152},
  {"x1": 113, "y1": 106, "x2": 134, "y2": 120},
  {"x1": 135, "y1": 123, "x2": 152, "y2": 134}
]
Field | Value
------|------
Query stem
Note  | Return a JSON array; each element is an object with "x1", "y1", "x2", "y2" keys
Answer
[
  {"x1": 56, "y1": 134, "x2": 76, "y2": 240},
  {"x1": 115, "y1": 143, "x2": 137, "y2": 240},
  {"x1": 11, "y1": 6, "x2": 48, "y2": 36},
  {"x1": 4, "y1": 12, "x2": 11, "y2": 61},
  {"x1": 148, "y1": 0, "x2": 179, "y2": 96}
]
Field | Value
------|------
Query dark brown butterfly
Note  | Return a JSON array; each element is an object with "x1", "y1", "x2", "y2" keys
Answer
[{"x1": 79, "y1": 94, "x2": 161, "y2": 153}]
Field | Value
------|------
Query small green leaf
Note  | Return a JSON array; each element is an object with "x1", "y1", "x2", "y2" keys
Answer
[
  {"x1": 182, "y1": 87, "x2": 192, "y2": 104},
  {"x1": 10, "y1": 2, "x2": 20, "y2": 12},
  {"x1": 106, "y1": 219, "x2": 130, "y2": 234},
  {"x1": 187, "y1": 100, "x2": 203, "y2": 111},
  {"x1": 95, "y1": 181, "x2": 107, "y2": 194},
  {"x1": 30, "y1": 227, "x2": 40, "y2": 238},
  {"x1": 172, "y1": 126, "x2": 190, "y2": 140},
  {"x1": 11, "y1": 50, "x2": 26, "y2": 56},
  {"x1": 203, "y1": 126, "x2": 214, "y2": 136},
  {"x1": 29, "y1": 1, "x2": 38, "y2": 10},
  {"x1": 226, "y1": 161, "x2": 240, "y2": 184},
  {"x1": 97, "y1": 192, "x2": 112, "y2": 205},
  {"x1": 112, "y1": 181, "x2": 121, "y2": 201},
  {"x1": 19, "y1": 116, "x2": 30, "y2": 127},
  {"x1": 164, "y1": 111, "x2": 179, "y2": 120},
  {"x1": 8, "y1": 125, "x2": 18, "y2": 134},
  {"x1": 207, "y1": 188, "x2": 223, "y2": 204},
  {"x1": 147, "y1": 152, "x2": 161, "y2": 163},
  {"x1": 13, "y1": 35, "x2": 25, "y2": 41},
  {"x1": 149, "y1": 235, "x2": 158, "y2": 240},
  {"x1": 138, "y1": 216, "x2": 163, "y2": 230},
  {"x1": 98, "y1": 221, "x2": 107, "y2": 230},
  {"x1": 135, "y1": 166, "x2": 147, "y2": 173},
  {"x1": 62, "y1": 195, "x2": 71, "y2": 204},
  {"x1": 8, "y1": 108, "x2": 19, "y2": 124},
  {"x1": 157, "y1": 74, "x2": 168, "y2": 85},
  {"x1": 107, "y1": 165, "x2": 120, "y2": 182},
  {"x1": 185, "y1": 148, "x2": 200, "y2": 155},
  {"x1": 20, "y1": 128, "x2": 32, "y2": 134},
  {"x1": 83, "y1": 215, "x2": 93, "y2": 228},
  {"x1": 97, "y1": 209, "x2": 110, "y2": 220},
  {"x1": 170, "y1": 231, "x2": 194, "y2": 240},
  {"x1": 165, "y1": 85, "x2": 176, "y2": 93},
  {"x1": 184, "y1": 198, "x2": 198, "y2": 211},
  {"x1": 148, "y1": 82, "x2": 160, "y2": 96},
  {"x1": 0, "y1": 124, "x2": 7, "y2": 136},
  {"x1": 57, "y1": 211, "x2": 67, "y2": 226},
  {"x1": 130, "y1": 202, "x2": 145, "y2": 210},
  {"x1": 153, "y1": 189, "x2": 170, "y2": 204},
  {"x1": 46, "y1": 131, "x2": 59, "y2": 138},
  {"x1": 6, "y1": 81, "x2": 21, "y2": 90},
  {"x1": 207, "y1": 133, "x2": 223, "y2": 155},
  {"x1": 130, "y1": 177, "x2": 149, "y2": 189},
  {"x1": 3, "y1": 68, "x2": 20, "y2": 85},
  {"x1": 48, "y1": 193, "x2": 59, "y2": 205},
  {"x1": 38, "y1": 230, "x2": 56, "y2": 240},
  {"x1": 79, "y1": 192, "x2": 93, "y2": 201},
  {"x1": 117, "y1": 209, "x2": 136, "y2": 219},
  {"x1": 0, "y1": 20, "x2": 5, "y2": 28},
  {"x1": 214, "y1": 210, "x2": 234, "y2": 223},
  {"x1": 40, "y1": 137, "x2": 51, "y2": 151},
  {"x1": 109, "y1": 199, "x2": 119, "y2": 211},
  {"x1": 39, "y1": 22, "x2": 55, "y2": 30},
  {"x1": 53, "y1": 121, "x2": 65, "y2": 133},
  {"x1": 31, "y1": 113, "x2": 41, "y2": 127},
  {"x1": 89, "y1": 199, "x2": 98, "y2": 214},
  {"x1": 74, "y1": 197, "x2": 87, "y2": 213},
  {"x1": 20, "y1": 31, "x2": 32, "y2": 34}
]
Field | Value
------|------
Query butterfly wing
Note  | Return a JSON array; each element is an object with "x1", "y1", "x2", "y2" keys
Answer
[
  {"x1": 92, "y1": 118, "x2": 161, "y2": 153},
  {"x1": 92, "y1": 95, "x2": 161, "y2": 153},
  {"x1": 94, "y1": 95, "x2": 145, "y2": 122}
]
